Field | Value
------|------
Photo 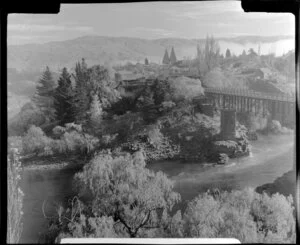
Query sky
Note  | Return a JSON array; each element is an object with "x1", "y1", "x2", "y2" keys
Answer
[{"x1": 7, "y1": 1, "x2": 295, "y2": 45}]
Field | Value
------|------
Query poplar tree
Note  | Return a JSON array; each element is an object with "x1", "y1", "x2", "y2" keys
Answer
[{"x1": 72, "y1": 58, "x2": 90, "y2": 125}]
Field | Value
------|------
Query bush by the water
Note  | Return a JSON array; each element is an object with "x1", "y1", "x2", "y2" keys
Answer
[
  {"x1": 22, "y1": 123, "x2": 99, "y2": 156},
  {"x1": 265, "y1": 120, "x2": 293, "y2": 135},
  {"x1": 123, "y1": 123, "x2": 180, "y2": 161},
  {"x1": 52, "y1": 151, "x2": 181, "y2": 239},
  {"x1": 182, "y1": 189, "x2": 295, "y2": 243},
  {"x1": 44, "y1": 151, "x2": 295, "y2": 243}
]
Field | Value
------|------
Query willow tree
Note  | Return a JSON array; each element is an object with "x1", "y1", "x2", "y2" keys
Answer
[{"x1": 73, "y1": 151, "x2": 181, "y2": 237}]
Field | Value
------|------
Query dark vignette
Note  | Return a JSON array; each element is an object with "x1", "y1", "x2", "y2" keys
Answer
[{"x1": 0, "y1": 0, "x2": 298, "y2": 244}]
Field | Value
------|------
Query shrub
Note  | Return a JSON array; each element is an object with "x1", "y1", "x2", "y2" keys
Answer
[
  {"x1": 8, "y1": 136, "x2": 23, "y2": 153},
  {"x1": 22, "y1": 125, "x2": 52, "y2": 155},
  {"x1": 124, "y1": 123, "x2": 180, "y2": 161},
  {"x1": 8, "y1": 101, "x2": 46, "y2": 136},
  {"x1": 51, "y1": 124, "x2": 99, "y2": 155},
  {"x1": 181, "y1": 189, "x2": 295, "y2": 243},
  {"x1": 170, "y1": 76, "x2": 204, "y2": 102}
]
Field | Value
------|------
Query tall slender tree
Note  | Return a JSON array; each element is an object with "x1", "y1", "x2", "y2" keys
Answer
[
  {"x1": 162, "y1": 49, "x2": 170, "y2": 65},
  {"x1": 88, "y1": 94, "x2": 103, "y2": 130},
  {"x1": 170, "y1": 46, "x2": 177, "y2": 64},
  {"x1": 72, "y1": 58, "x2": 90, "y2": 125},
  {"x1": 54, "y1": 67, "x2": 74, "y2": 125},
  {"x1": 204, "y1": 35, "x2": 220, "y2": 72},
  {"x1": 32, "y1": 66, "x2": 56, "y2": 122}
]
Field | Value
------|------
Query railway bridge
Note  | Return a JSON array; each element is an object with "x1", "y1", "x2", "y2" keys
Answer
[{"x1": 197, "y1": 87, "x2": 295, "y2": 127}]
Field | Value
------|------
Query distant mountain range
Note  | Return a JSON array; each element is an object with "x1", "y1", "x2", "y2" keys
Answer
[{"x1": 8, "y1": 35, "x2": 294, "y2": 72}]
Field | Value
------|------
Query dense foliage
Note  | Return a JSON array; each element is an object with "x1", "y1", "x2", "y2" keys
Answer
[
  {"x1": 7, "y1": 148, "x2": 24, "y2": 243},
  {"x1": 8, "y1": 35, "x2": 296, "y2": 243},
  {"x1": 43, "y1": 151, "x2": 295, "y2": 243},
  {"x1": 22, "y1": 124, "x2": 99, "y2": 157}
]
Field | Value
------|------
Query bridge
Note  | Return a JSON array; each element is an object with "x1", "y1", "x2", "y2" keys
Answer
[
  {"x1": 197, "y1": 87, "x2": 295, "y2": 127},
  {"x1": 118, "y1": 74, "x2": 295, "y2": 127}
]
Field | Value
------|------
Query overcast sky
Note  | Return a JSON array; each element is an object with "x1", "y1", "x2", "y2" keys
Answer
[{"x1": 8, "y1": 1, "x2": 295, "y2": 45}]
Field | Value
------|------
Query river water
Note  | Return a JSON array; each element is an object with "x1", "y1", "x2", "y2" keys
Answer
[{"x1": 19, "y1": 133, "x2": 295, "y2": 243}]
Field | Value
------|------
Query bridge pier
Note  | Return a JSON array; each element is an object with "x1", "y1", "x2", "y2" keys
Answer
[
  {"x1": 204, "y1": 88, "x2": 295, "y2": 129},
  {"x1": 220, "y1": 109, "x2": 236, "y2": 141}
]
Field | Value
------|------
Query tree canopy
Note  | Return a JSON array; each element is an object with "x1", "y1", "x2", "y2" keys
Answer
[
  {"x1": 73, "y1": 151, "x2": 181, "y2": 237},
  {"x1": 32, "y1": 66, "x2": 56, "y2": 122}
]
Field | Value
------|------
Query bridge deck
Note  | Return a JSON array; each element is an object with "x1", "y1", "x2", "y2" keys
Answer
[{"x1": 204, "y1": 87, "x2": 295, "y2": 103}]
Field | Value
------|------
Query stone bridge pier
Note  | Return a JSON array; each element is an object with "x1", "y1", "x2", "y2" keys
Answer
[
  {"x1": 201, "y1": 88, "x2": 295, "y2": 128},
  {"x1": 220, "y1": 109, "x2": 236, "y2": 141}
]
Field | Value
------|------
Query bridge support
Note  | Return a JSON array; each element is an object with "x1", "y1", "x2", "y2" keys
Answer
[{"x1": 220, "y1": 109, "x2": 236, "y2": 141}]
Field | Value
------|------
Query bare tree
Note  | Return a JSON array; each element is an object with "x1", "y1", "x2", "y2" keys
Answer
[
  {"x1": 204, "y1": 35, "x2": 220, "y2": 72},
  {"x1": 196, "y1": 35, "x2": 220, "y2": 76}
]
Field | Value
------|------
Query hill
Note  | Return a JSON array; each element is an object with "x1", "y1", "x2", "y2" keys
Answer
[{"x1": 8, "y1": 35, "x2": 294, "y2": 72}]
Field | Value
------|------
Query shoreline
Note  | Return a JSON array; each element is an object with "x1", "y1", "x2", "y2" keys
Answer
[{"x1": 21, "y1": 131, "x2": 294, "y2": 172}]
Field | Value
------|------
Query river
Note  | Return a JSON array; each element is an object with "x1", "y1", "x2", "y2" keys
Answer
[{"x1": 19, "y1": 133, "x2": 295, "y2": 243}]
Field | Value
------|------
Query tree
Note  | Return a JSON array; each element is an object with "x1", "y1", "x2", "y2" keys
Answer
[
  {"x1": 162, "y1": 49, "x2": 170, "y2": 65},
  {"x1": 72, "y1": 59, "x2": 90, "y2": 125},
  {"x1": 54, "y1": 67, "x2": 74, "y2": 126},
  {"x1": 8, "y1": 101, "x2": 46, "y2": 136},
  {"x1": 88, "y1": 94, "x2": 103, "y2": 130},
  {"x1": 32, "y1": 66, "x2": 56, "y2": 122},
  {"x1": 170, "y1": 76, "x2": 204, "y2": 102},
  {"x1": 196, "y1": 36, "x2": 220, "y2": 75},
  {"x1": 145, "y1": 58, "x2": 149, "y2": 65},
  {"x1": 170, "y1": 47, "x2": 177, "y2": 65},
  {"x1": 181, "y1": 188, "x2": 295, "y2": 243},
  {"x1": 248, "y1": 48, "x2": 257, "y2": 57},
  {"x1": 225, "y1": 48, "x2": 231, "y2": 58},
  {"x1": 22, "y1": 125, "x2": 52, "y2": 155},
  {"x1": 151, "y1": 79, "x2": 173, "y2": 106},
  {"x1": 73, "y1": 151, "x2": 181, "y2": 238},
  {"x1": 204, "y1": 35, "x2": 220, "y2": 72},
  {"x1": 87, "y1": 65, "x2": 120, "y2": 109}
]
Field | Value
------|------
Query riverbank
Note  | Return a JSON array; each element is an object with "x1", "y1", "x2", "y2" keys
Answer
[
  {"x1": 148, "y1": 133, "x2": 294, "y2": 200},
  {"x1": 19, "y1": 133, "x2": 294, "y2": 243},
  {"x1": 256, "y1": 170, "x2": 296, "y2": 201}
]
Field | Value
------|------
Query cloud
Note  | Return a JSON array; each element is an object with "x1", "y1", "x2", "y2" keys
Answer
[
  {"x1": 8, "y1": 24, "x2": 94, "y2": 33},
  {"x1": 128, "y1": 27, "x2": 176, "y2": 37}
]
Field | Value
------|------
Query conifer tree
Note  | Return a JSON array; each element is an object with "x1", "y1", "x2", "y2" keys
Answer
[
  {"x1": 145, "y1": 58, "x2": 149, "y2": 65},
  {"x1": 170, "y1": 46, "x2": 177, "y2": 64},
  {"x1": 54, "y1": 67, "x2": 74, "y2": 125},
  {"x1": 162, "y1": 49, "x2": 170, "y2": 65},
  {"x1": 72, "y1": 58, "x2": 90, "y2": 125},
  {"x1": 32, "y1": 66, "x2": 56, "y2": 122}
]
